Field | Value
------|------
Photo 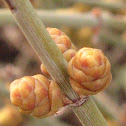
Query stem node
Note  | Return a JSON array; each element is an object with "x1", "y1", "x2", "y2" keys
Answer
[{"x1": 5, "y1": 0, "x2": 16, "y2": 11}]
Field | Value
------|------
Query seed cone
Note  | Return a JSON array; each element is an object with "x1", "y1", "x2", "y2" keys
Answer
[
  {"x1": 41, "y1": 28, "x2": 77, "y2": 76},
  {"x1": 67, "y1": 47, "x2": 112, "y2": 96},
  {"x1": 0, "y1": 105, "x2": 23, "y2": 126},
  {"x1": 10, "y1": 74, "x2": 64, "y2": 118}
]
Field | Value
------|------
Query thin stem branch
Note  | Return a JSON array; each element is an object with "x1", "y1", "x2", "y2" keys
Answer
[
  {"x1": 68, "y1": 0, "x2": 125, "y2": 11},
  {"x1": 0, "y1": 9, "x2": 126, "y2": 31},
  {"x1": 3, "y1": 0, "x2": 108, "y2": 126}
]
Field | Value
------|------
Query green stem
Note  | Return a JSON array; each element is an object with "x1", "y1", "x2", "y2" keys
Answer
[
  {"x1": 73, "y1": 96, "x2": 108, "y2": 126},
  {"x1": 0, "y1": 9, "x2": 97, "y2": 27},
  {"x1": 0, "y1": 9, "x2": 126, "y2": 31},
  {"x1": 3, "y1": 0, "x2": 108, "y2": 126},
  {"x1": 68, "y1": 0, "x2": 125, "y2": 11}
]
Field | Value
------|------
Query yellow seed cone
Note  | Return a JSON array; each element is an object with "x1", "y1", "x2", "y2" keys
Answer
[
  {"x1": 67, "y1": 47, "x2": 112, "y2": 96},
  {"x1": 0, "y1": 105, "x2": 23, "y2": 126},
  {"x1": 40, "y1": 28, "x2": 77, "y2": 76},
  {"x1": 10, "y1": 74, "x2": 64, "y2": 118}
]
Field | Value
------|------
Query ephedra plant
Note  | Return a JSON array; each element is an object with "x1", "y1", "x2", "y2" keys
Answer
[{"x1": 3, "y1": 0, "x2": 112, "y2": 126}]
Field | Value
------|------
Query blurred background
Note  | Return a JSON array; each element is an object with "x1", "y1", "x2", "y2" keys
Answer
[{"x1": 0, "y1": 0, "x2": 126, "y2": 126}]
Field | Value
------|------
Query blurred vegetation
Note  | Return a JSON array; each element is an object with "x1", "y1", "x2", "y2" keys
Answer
[{"x1": 0, "y1": 0, "x2": 126, "y2": 125}]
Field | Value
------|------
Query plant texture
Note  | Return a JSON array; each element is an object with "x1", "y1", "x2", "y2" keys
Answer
[
  {"x1": 41, "y1": 28, "x2": 77, "y2": 76},
  {"x1": 67, "y1": 47, "x2": 112, "y2": 95},
  {"x1": 10, "y1": 74, "x2": 64, "y2": 118}
]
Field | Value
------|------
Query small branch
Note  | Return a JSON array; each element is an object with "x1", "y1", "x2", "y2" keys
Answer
[
  {"x1": 0, "y1": 9, "x2": 126, "y2": 31},
  {"x1": 4, "y1": 0, "x2": 108, "y2": 126},
  {"x1": 0, "y1": 9, "x2": 98, "y2": 27},
  {"x1": 68, "y1": 0, "x2": 125, "y2": 11},
  {"x1": 102, "y1": 16, "x2": 126, "y2": 31}
]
